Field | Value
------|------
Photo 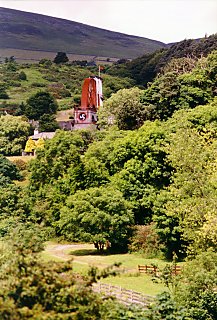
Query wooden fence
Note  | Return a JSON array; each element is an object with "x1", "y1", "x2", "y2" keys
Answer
[
  {"x1": 92, "y1": 282, "x2": 155, "y2": 308},
  {"x1": 138, "y1": 265, "x2": 182, "y2": 276},
  {"x1": 138, "y1": 265, "x2": 158, "y2": 275}
]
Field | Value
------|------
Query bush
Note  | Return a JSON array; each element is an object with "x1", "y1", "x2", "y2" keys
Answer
[
  {"x1": 73, "y1": 93, "x2": 81, "y2": 104},
  {"x1": 31, "y1": 82, "x2": 46, "y2": 88},
  {"x1": 129, "y1": 224, "x2": 161, "y2": 257},
  {"x1": 18, "y1": 71, "x2": 27, "y2": 81},
  {"x1": 12, "y1": 159, "x2": 27, "y2": 171},
  {"x1": 6, "y1": 80, "x2": 21, "y2": 87},
  {"x1": 0, "y1": 90, "x2": 9, "y2": 99}
]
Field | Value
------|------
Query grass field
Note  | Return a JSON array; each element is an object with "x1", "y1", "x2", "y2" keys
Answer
[
  {"x1": 0, "y1": 48, "x2": 118, "y2": 64},
  {"x1": 41, "y1": 242, "x2": 179, "y2": 296},
  {"x1": 56, "y1": 109, "x2": 74, "y2": 121}
]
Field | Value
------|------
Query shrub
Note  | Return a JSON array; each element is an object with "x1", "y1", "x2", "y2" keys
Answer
[
  {"x1": 129, "y1": 224, "x2": 161, "y2": 257},
  {"x1": 12, "y1": 159, "x2": 27, "y2": 171},
  {"x1": 31, "y1": 82, "x2": 46, "y2": 88},
  {"x1": 0, "y1": 90, "x2": 9, "y2": 99},
  {"x1": 18, "y1": 71, "x2": 27, "y2": 81}
]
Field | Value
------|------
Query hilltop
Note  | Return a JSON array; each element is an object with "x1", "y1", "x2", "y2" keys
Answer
[{"x1": 0, "y1": 7, "x2": 167, "y2": 61}]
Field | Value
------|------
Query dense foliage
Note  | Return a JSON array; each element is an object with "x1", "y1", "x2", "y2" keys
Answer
[
  {"x1": 107, "y1": 34, "x2": 217, "y2": 87},
  {"x1": 0, "y1": 155, "x2": 22, "y2": 186},
  {"x1": 27, "y1": 97, "x2": 217, "y2": 258},
  {"x1": 141, "y1": 50, "x2": 217, "y2": 121},
  {"x1": 24, "y1": 91, "x2": 58, "y2": 120},
  {"x1": 0, "y1": 35, "x2": 217, "y2": 318},
  {"x1": 0, "y1": 226, "x2": 148, "y2": 319},
  {"x1": 0, "y1": 115, "x2": 31, "y2": 156},
  {"x1": 98, "y1": 87, "x2": 145, "y2": 130}
]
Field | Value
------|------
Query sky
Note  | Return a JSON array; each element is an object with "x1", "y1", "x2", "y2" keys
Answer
[{"x1": 0, "y1": 0, "x2": 216, "y2": 43}]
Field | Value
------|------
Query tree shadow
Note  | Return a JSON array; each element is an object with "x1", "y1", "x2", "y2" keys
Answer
[{"x1": 69, "y1": 248, "x2": 113, "y2": 256}]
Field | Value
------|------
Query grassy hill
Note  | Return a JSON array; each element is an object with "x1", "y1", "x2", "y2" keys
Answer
[
  {"x1": 0, "y1": 62, "x2": 135, "y2": 114},
  {"x1": 0, "y1": 7, "x2": 167, "y2": 61}
]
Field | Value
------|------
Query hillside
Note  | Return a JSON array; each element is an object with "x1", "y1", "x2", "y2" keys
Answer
[
  {"x1": 0, "y1": 7, "x2": 167, "y2": 61},
  {"x1": 0, "y1": 61, "x2": 135, "y2": 115},
  {"x1": 107, "y1": 34, "x2": 217, "y2": 86}
]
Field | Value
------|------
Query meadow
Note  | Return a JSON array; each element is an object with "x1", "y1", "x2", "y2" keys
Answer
[{"x1": 41, "y1": 242, "x2": 182, "y2": 296}]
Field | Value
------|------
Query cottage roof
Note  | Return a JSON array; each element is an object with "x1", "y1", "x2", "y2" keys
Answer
[{"x1": 30, "y1": 132, "x2": 56, "y2": 140}]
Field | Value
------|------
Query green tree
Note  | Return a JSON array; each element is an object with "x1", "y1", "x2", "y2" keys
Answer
[
  {"x1": 28, "y1": 130, "x2": 104, "y2": 230},
  {"x1": 0, "y1": 185, "x2": 30, "y2": 237},
  {"x1": 0, "y1": 115, "x2": 30, "y2": 156},
  {"x1": 174, "y1": 251, "x2": 217, "y2": 320},
  {"x1": 53, "y1": 52, "x2": 69, "y2": 64},
  {"x1": 102, "y1": 74, "x2": 135, "y2": 99},
  {"x1": 25, "y1": 91, "x2": 58, "y2": 120},
  {"x1": 58, "y1": 186, "x2": 134, "y2": 252},
  {"x1": 0, "y1": 155, "x2": 22, "y2": 186},
  {"x1": 29, "y1": 130, "x2": 84, "y2": 190},
  {"x1": 83, "y1": 123, "x2": 171, "y2": 225},
  {"x1": 146, "y1": 251, "x2": 217, "y2": 320},
  {"x1": 39, "y1": 58, "x2": 52, "y2": 67},
  {"x1": 98, "y1": 87, "x2": 145, "y2": 130},
  {"x1": 141, "y1": 51, "x2": 217, "y2": 121},
  {"x1": 154, "y1": 117, "x2": 217, "y2": 258},
  {"x1": 146, "y1": 292, "x2": 186, "y2": 320},
  {"x1": 0, "y1": 226, "x2": 146, "y2": 319},
  {"x1": 39, "y1": 113, "x2": 59, "y2": 132}
]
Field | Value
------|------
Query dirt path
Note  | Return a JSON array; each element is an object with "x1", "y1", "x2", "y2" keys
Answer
[
  {"x1": 44, "y1": 243, "x2": 136, "y2": 272},
  {"x1": 44, "y1": 243, "x2": 95, "y2": 264}
]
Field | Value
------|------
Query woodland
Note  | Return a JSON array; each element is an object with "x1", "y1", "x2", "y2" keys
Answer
[{"x1": 0, "y1": 35, "x2": 217, "y2": 319}]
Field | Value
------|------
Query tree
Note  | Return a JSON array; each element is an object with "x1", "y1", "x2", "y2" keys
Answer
[
  {"x1": 0, "y1": 115, "x2": 30, "y2": 156},
  {"x1": 153, "y1": 114, "x2": 217, "y2": 258},
  {"x1": 53, "y1": 52, "x2": 69, "y2": 64},
  {"x1": 24, "y1": 138, "x2": 36, "y2": 154},
  {"x1": 5, "y1": 56, "x2": 15, "y2": 63},
  {"x1": 25, "y1": 91, "x2": 58, "y2": 120},
  {"x1": 0, "y1": 184, "x2": 30, "y2": 238},
  {"x1": 0, "y1": 226, "x2": 147, "y2": 319},
  {"x1": 98, "y1": 87, "x2": 145, "y2": 130},
  {"x1": 29, "y1": 130, "x2": 84, "y2": 189},
  {"x1": 83, "y1": 122, "x2": 171, "y2": 225},
  {"x1": 0, "y1": 155, "x2": 22, "y2": 186},
  {"x1": 39, "y1": 58, "x2": 52, "y2": 67},
  {"x1": 145, "y1": 251, "x2": 217, "y2": 320},
  {"x1": 58, "y1": 186, "x2": 134, "y2": 252},
  {"x1": 141, "y1": 51, "x2": 217, "y2": 121},
  {"x1": 174, "y1": 251, "x2": 217, "y2": 320},
  {"x1": 146, "y1": 292, "x2": 186, "y2": 320},
  {"x1": 102, "y1": 74, "x2": 135, "y2": 99},
  {"x1": 35, "y1": 137, "x2": 45, "y2": 150},
  {"x1": 39, "y1": 113, "x2": 59, "y2": 132},
  {"x1": 28, "y1": 130, "x2": 101, "y2": 229}
]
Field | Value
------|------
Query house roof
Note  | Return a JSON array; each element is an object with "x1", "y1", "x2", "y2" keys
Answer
[{"x1": 30, "y1": 132, "x2": 56, "y2": 140}]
